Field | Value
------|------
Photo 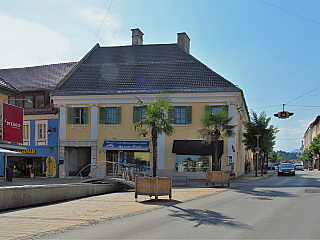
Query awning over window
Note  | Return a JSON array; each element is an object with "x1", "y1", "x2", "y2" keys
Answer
[
  {"x1": 172, "y1": 140, "x2": 223, "y2": 155},
  {"x1": 101, "y1": 140, "x2": 150, "y2": 151}
]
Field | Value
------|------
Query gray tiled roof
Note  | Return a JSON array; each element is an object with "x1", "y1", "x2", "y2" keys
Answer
[
  {"x1": 0, "y1": 76, "x2": 20, "y2": 94},
  {"x1": 0, "y1": 62, "x2": 77, "y2": 92},
  {"x1": 53, "y1": 44, "x2": 240, "y2": 95}
]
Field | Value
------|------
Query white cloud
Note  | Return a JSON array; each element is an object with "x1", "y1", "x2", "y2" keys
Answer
[
  {"x1": 80, "y1": 9, "x2": 129, "y2": 46},
  {"x1": 0, "y1": 15, "x2": 71, "y2": 69}
]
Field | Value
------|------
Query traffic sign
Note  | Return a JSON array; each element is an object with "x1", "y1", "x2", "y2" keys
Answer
[{"x1": 255, "y1": 146, "x2": 261, "y2": 152}]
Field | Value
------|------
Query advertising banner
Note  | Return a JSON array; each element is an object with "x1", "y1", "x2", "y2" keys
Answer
[{"x1": 2, "y1": 103, "x2": 23, "y2": 143}]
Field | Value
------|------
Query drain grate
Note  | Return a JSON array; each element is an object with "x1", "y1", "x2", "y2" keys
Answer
[
  {"x1": 305, "y1": 189, "x2": 320, "y2": 193},
  {"x1": 253, "y1": 197, "x2": 274, "y2": 200}
]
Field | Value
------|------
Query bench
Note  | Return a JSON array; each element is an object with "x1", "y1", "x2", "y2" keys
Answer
[{"x1": 170, "y1": 175, "x2": 188, "y2": 186}]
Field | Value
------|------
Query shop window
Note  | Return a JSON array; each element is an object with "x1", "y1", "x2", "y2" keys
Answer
[
  {"x1": 133, "y1": 106, "x2": 147, "y2": 123},
  {"x1": 122, "y1": 151, "x2": 150, "y2": 170},
  {"x1": 205, "y1": 105, "x2": 227, "y2": 113},
  {"x1": 23, "y1": 125, "x2": 29, "y2": 139},
  {"x1": 68, "y1": 107, "x2": 88, "y2": 124},
  {"x1": 168, "y1": 106, "x2": 192, "y2": 124},
  {"x1": 38, "y1": 124, "x2": 46, "y2": 139},
  {"x1": 175, "y1": 154, "x2": 209, "y2": 172},
  {"x1": 99, "y1": 107, "x2": 121, "y2": 124},
  {"x1": 35, "y1": 95, "x2": 44, "y2": 108}
]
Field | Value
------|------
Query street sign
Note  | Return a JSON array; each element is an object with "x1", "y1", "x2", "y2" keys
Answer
[{"x1": 255, "y1": 146, "x2": 261, "y2": 152}]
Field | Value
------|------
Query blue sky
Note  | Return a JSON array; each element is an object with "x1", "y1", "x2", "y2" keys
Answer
[{"x1": 1, "y1": 0, "x2": 319, "y2": 152}]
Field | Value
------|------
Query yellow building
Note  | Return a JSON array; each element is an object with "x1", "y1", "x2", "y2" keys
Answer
[{"x1": 52, "y1": 29, "x2": 250, "y2": 179}]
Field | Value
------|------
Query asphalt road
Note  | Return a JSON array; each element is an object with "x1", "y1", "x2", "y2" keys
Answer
[{"x1": 41, "y1": 171, "x2": 320, "y2": 239}]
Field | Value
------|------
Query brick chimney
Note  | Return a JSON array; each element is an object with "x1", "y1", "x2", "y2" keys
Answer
[
  {"x1": 177, "y1": 32, "x2": 190, "y2": 53},
  {"x1": 131, "y1": 28, "x2": 144, "y2": 45}
]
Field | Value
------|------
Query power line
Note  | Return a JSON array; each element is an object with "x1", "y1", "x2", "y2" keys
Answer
[
  {"x1": 258, "y1": 0, "x2": 320, "y2": 25},
  {"x1": 92, "y1": 0, "x2": 114, "y2": 45},
  {"x1": 285, "y1": 86, "x2": 320, "y2": 105}
]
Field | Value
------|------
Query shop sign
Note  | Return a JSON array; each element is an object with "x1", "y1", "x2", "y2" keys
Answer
[
  {"x1": 2, "y1": 103, "x2": 23, "y2": 143},
  {"x1": 101, "y1": 140, "x2": 150, "y2": 151},
  {"x1": 15, "y1": 149, "x2": 36, "y2": 154}
]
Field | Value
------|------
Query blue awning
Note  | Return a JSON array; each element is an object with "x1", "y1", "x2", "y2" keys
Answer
[{"x1": 101, "y1": 140, "x2": 150, "y2": 151}]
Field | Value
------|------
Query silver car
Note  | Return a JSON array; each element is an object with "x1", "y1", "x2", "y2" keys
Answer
[{"x1": 294, "y1": 163, "x2": 304, "y2": 171}]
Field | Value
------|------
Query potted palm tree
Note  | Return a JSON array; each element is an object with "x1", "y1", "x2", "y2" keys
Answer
[
  {"x1": 198, "y1": 107, "x2": 236, "y2": 187},
  {"x1": 134, "y1": 93, "x2": 176, "y2": 200}
]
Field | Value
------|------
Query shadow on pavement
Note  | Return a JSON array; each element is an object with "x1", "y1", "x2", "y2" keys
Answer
[{"x1": 168, "y1": 205, "x2": 252, "y2": 229}]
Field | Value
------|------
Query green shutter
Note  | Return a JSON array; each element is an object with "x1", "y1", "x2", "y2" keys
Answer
[
  {"x1": 168, "y1": 107, "x2": 175, "y2": 124},
  {"x1": 205, "y1": 105, "x2": 210, "y2": 113},
  {"x1": 67, "y1": 107, "x2": 75, "y2": 124},
  {"x1": 133, "y1": 106, "x2": 140, "y2": 123},
  {"x1": 116, "y1": 107, "x2": 121, "y2": 124},
  {"x1": 99, "y1": 107, "x2": 107, "y2": 124},
  {"x1": 186, "y1": 106, "x2": 192, "y2": 124},
  {"x1": 83, "y1": 107, "x2": 88, "y2": 124}
]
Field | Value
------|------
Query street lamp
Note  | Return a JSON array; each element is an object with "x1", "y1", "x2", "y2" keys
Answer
[{"x1": 254, "y1": 134, "x2": 262, "y2": 177}]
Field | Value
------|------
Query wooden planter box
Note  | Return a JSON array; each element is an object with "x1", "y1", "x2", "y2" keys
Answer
[
  {"x1": 135, "y1": 176, "x2": 172, "y2": 201},
  {"x1": 206, "y1": 171, "x2": 230, "y2": 187}
]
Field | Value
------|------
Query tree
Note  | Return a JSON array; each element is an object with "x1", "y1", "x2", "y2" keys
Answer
[
  {"x1": 134, "y1": 93, "x2": 176, "y2": 177},
  {"x1": 198, "y1": 107, "x2": 236, "y2": 171},
  {"x1": 301, "y1": 147, "x2": 313, "y2": 166},
  {"x1": 310, "y1": 133, "x2": 320, "y2": 157},
  {"x1": 242, "y1": 111, "x2": 279, "y2": 153},
  {"x1": 242, "y1": 111, "x2": 279, "y2": 175},
  {"x1": 269, "y1": 150, "x2": 278, "y2": 164}
]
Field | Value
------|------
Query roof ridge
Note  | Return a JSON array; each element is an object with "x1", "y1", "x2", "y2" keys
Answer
[{"x1": 0, "y1": 62, "x2": 77, "y2": 71}]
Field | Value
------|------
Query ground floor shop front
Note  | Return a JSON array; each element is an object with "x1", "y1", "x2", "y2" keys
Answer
[{"x1": 0, "y1": 147, "x2": 58, "y2": 178}]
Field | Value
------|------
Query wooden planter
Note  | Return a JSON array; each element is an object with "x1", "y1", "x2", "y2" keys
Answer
[
  {"x1": 135, "y1": 176, "x2": 172, "y2": 201},
  {"x1": 206, "y1": 171, "x2": 230, "y2": 187}
]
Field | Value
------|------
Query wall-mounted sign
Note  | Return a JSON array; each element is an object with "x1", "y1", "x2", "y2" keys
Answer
[
  {"x1": 15, "y1": 149, "x2": 36, "y2": 154},
  {"x1": 101, "y1": 140, "x2": 150, "y2": 151},
  {"x1": 2, "y1": 103, "x2": 23, "y2": 143}
]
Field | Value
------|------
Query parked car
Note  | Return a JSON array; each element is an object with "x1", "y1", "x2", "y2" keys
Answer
[
  {"x1": 278, "y1": 163, "x2": 295, "y2": 176},
  {"x1": 294, "y1": 163, "x2": 304, "y2": 171}
]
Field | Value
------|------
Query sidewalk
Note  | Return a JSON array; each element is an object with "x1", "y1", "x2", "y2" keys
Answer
[{"x1": 0, "y1": 171, "x2": 274, "y2": 240}]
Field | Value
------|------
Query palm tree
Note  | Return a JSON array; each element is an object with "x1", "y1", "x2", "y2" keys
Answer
[
  {"x1": 198, "y1": 107, "x2": 236, "y2": 171},
  {"x1": 134, "y1": 93, "x2": 176, "y2": 177}
]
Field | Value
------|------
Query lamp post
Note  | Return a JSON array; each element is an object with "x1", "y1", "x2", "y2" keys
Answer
[{"x1": 255, "y1": 134, "x2": 262, "y2": 177}]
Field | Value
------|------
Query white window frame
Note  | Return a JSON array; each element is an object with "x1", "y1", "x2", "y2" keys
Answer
[
  {"x1": 35, "y1": 120, "x2": 48, "y2": 146},
  {"x1": 71, "y1": 105, "x2": 87, "y2": 128},
  {"x1": 23, "y1": 121, "x2": 30, "y2": 146}
]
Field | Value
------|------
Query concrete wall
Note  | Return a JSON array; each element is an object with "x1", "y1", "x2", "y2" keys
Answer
[{"x1": 0, "y1": 183, "x2": 125, "y2": 211}]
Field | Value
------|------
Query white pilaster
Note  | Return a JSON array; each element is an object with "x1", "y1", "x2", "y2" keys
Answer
[
  {"x1": 228, "y1": 104, "x2": 237, "y2": 165},
  {"x1": 59, "y1": 105, "x2": 66, "y2": 140},
  {"x1": 158, "y1": 133, "x2": 165, "y2": 169},
  {"x1": 90, "y1": 103, "x2": 98, "y2": 140}
]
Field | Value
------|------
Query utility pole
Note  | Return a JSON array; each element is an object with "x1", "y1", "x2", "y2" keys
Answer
[{"x1": 255, "y1": 134, "x2": 262, "y2": 177}]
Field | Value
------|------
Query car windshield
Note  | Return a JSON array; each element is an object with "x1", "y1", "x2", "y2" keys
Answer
[{"x1": 280, "y1": 163, "x2": 293, "y2": 168}]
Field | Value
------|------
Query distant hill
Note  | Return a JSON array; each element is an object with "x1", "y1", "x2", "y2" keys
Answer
[
  {"x1": 290, "y1": 149, "x2": 302, "y2": 153},
  {"x1": 277, "y1": 150, "x2": 300, "y2": 161}
]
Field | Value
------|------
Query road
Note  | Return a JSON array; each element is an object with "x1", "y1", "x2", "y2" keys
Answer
[{"x1": 41, "y1": 171, "x2": 320, "y2": 239}]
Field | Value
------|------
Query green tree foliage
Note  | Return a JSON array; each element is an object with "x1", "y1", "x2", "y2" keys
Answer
[
  {"x1": 310, "y1": 133, "x2": 320, "y2": 157},
  {"x1": 277, "y1": 150, "x2": 300, "y2": 161},
  {"x1": 269, "y1": 150, "x2": 278, "y2": 163},
  {"x1": 301, "y1": 147, "x2": 313, "y2": 166},
  {"x1": 134, "y1": 93, "x2": 176, "y2": 177},
  {"x1": 242, "y1": 111, "x2": 279, "y2": 153},
  {"x1": 198, "y1": 107, "x2": 236, "y2": 171}
]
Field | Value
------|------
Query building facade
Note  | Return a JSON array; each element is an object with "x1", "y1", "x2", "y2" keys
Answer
[
  {"x1": 0, "y1": 63, "x2": 76, "y2": 177},
  {"x1": 52, "y1": 29, "x2": 250, "y2": 179}
]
